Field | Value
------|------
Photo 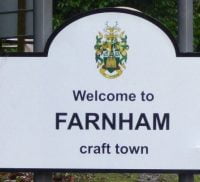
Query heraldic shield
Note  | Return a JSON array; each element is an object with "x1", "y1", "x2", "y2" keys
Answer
[{"x1": 95, "y1": 22, "x2": 129, "y2": 79}]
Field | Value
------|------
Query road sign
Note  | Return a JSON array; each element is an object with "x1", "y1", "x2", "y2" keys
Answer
[{"x1": 0, "y1": 8, "x2": 200, "y2": 171}]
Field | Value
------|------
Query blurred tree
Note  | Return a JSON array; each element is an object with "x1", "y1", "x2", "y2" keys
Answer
[
  {"x1": 54, "y1": 0, "x2": 200, "y2": 52},
  {"x1": 194, "y1": 0, "x2": 200, "y2": 51},
  {"x1": 53, "y1": 0, "x2": 153, "y2": 29}
]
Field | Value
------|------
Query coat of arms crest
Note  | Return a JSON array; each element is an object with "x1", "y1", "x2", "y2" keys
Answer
[{"x1": 95, "y1": 22, "x2": 129, "y2": 79}]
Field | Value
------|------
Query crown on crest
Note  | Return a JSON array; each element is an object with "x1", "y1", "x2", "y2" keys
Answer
[{"x1": 104, "y1": 22, "x2": 121, "y2": 39}]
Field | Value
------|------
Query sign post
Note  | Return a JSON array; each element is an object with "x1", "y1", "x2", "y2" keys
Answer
[
  {"x1": 33, "y1": 0, "x2": 52, "y2": 181},
  {"x1": 178, "y1": 0, "x2": 193, "y2": 52},
  {"x1": 34, "y1": 172, "x2": 52, "y2": 182},
  {"x1": 178, "y1": 0, "x2": 194, "y2": 181},
  {"x1": 34, "y1": 0, "x2": 53, "y2": 52}
]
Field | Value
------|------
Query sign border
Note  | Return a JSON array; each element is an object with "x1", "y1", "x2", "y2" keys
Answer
[{"x1": 0, "y1": 8, "x2": 200, "y2": 172}]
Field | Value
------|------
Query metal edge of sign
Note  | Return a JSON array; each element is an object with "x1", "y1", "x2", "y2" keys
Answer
[
  {"x1": 0, "y1": 7, "x2": 200, "y2": 58},
  {"x1": 0, "y1": 168, "x2": 199, "y2": 173}
]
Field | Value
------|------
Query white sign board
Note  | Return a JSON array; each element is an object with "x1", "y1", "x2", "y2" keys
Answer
[{"x1": 0, "y1": 8, "x2": 200, "y2": 171}]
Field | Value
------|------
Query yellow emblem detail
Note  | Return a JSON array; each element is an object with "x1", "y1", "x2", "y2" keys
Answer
[{"x1": 95, "y1": 22, "x2": 129, "y2": 79}]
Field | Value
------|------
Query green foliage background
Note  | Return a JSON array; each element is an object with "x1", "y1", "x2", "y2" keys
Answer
[{"x1": 53, "y1": 0, "x2": 200, "y2": 52}]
